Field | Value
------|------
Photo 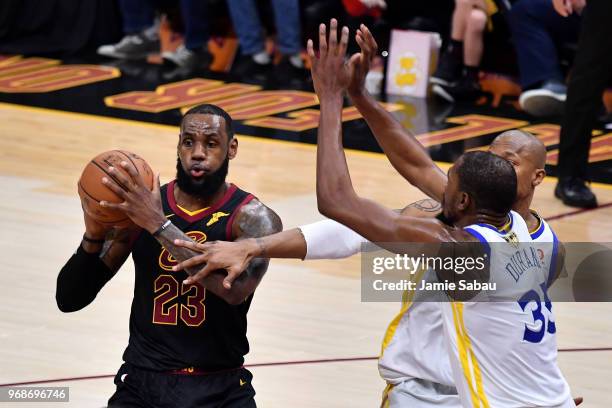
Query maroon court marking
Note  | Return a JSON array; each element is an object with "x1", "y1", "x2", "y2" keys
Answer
[
  {"x1": 546, "y1": 201, "x2": 612, "y2": 222},
  {"x1": 2, "y1": 348, "x2": 611, "y2": 387}
]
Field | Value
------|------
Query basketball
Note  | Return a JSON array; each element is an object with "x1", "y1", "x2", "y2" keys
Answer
[{"x1": 78, "y1": 150, "x2": 155, "y2": 227}]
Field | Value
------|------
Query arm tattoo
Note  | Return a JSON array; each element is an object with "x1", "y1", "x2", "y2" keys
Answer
[
  {"x1": 236, "y1": 200, "x2": 283, "y2": 239},
  {"x1": 154, "y1": 223, "x2": 205, "y2": 277},
  {"x1": 404, "y1": 198, "x2": 442, "y2": 213},
  {"x1": 234, "y1": 200, "x2": 283, "y2": 279}
]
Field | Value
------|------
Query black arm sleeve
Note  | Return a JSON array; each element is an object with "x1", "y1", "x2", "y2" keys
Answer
[{"x1": 56, "y1": 244, "x2": 116, "y2": 313}]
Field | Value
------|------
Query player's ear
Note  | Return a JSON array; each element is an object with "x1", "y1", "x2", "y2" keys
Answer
[
  {"x1": 458, "y1": 192, "x2": 470, "y2": 211},
  {"x1": 532, "y1": 168, "x2": 546, "y2": 187},
  {"x1": 227, "y1": 137, "x2": 238, "y2": 160}
]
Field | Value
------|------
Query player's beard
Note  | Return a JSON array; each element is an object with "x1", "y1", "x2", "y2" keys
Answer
[{"x1": 175, "y1": 156, "x2": 229, "y2": 200}]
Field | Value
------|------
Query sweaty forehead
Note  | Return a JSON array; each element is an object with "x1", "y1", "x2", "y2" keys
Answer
[{"x1": 181, "y1": 114, "x2": 225, "y2": 135}]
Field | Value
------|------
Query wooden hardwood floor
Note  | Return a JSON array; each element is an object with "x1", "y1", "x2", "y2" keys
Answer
[{"x1": 0, "y1": 102, "x2": 610, "y2": 407}]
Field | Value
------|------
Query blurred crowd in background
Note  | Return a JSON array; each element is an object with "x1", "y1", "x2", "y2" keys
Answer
[{"x1": 0, "y1": 0, "x2": 610, "y2": 207}]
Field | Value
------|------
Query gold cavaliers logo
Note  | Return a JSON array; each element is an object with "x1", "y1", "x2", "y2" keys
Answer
[
  {"x1": 158, "y1": 230, "x2": 207, "y2": 271},
  {"x1": 206, "y1": 211, "x2": 229, "y2": 227}
]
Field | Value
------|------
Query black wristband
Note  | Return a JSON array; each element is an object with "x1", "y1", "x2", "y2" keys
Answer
[
  {"x1": 83, "y1": 235, "x2": 105, "y2": 244},
  {"x1": 153, "y1": 220, "x2": 172, "y2": 237}
]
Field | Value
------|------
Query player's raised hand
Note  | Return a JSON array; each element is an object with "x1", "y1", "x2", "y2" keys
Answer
[
  {"x1": 100, "y1": 165, "x2": 167, "y2": 234},
  {"x1": 173, "y1": 239, "x2": 256, "y2": 289},
  {"x1": 347, "y1": 24, "x2": 378, "y2": 97},
  {"x1": 307, "y1": 19, "x2": 355, "y2": 98}
]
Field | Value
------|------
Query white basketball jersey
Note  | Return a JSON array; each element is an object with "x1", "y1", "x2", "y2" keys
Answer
[
  {"x1": 440, "y1": 211, "x2": 573, "y2": 408},
  {"x1": 378, "y1": 294, "x2": 454, "y2": 388}
]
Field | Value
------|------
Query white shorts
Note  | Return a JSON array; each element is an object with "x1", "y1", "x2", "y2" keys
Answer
[{"x1": 385, "y1": 378, "x2": 461, "y2": 408}]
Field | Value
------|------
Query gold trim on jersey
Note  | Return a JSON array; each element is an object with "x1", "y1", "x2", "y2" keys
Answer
[
  {"x1": 380, "y1": 383, "x2": 394, "y2": 408},
  {"x1": 451, "y1": 303, "x2": 490, "y2": 408},
  {"x1": 529, "y1": 210, "x2": 544, "y2": 235},
  {"x1": 176, "y1": 204, "x2": 210, "y2": 216},
  {"x1": 479, "y1": 214, "x2": 512, "y2": 234}
]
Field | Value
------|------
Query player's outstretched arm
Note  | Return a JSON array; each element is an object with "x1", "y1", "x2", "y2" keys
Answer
[
  {"x1": 173, "y1": 216, "x2": 371, "y2": 288},
  {"x1": 309, "y1": 20, "x2": 457, "y2": 246},
  {"x1": 172, "y1": 200, "x2": 441, "y2": 288},
  {"x1": 173, "y1": 228, "x2": 306, "y2": 289},
  {"x1": 347, "y1": 24, "x2": 447, "y2": 202}
]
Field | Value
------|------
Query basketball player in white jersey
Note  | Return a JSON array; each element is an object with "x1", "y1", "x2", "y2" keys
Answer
[
  {"x1": 306, "y1": 20, "x2": 574, "y2": 408},
  {"x1": 170, "y1": 21, "x2": 577, "y2": 408},
  {"x1": 439, "y1": 209, "x2": 569, "y2": 407}
]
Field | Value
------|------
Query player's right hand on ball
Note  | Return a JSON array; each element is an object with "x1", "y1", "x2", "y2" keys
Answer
[{"x1": 172, "y1": 239, "x2": 256, "y2": 289}]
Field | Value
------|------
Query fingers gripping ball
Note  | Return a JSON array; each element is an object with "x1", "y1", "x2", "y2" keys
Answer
[{"x1": 78, "y1": 150, "x2": 154, "y2": 227}]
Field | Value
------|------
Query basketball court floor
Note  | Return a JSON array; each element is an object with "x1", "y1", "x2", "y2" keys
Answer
[{"x1": 0, "y1": 54, "x2": 611, "y2": 407}]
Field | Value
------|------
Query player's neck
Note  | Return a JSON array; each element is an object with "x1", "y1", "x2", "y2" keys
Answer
[
  {"x1": 512, "y1": 197, "x2": 539, "y2": 231},
  {"x1": 459, "y1": 212, "x2": 508, "y2": 229},
  {"x1": 174, "y1": 182, "x2": 229, "y2": 211}
]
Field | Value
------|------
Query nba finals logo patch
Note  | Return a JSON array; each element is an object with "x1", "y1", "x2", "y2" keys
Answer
[
  {"x1": 206, "y1": 211, "x2": 229, "y2": 227},
  {"x1": 158, "y1": 230, "x2": 207, "y2": 271},
  {"x1": 503, "y1": 231, "x2": 520, "y2": 248}
]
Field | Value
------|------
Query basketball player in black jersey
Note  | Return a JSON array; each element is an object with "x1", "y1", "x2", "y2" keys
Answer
[{"x1": 56, "y1": 104, "x2": 282, "y2": 408}]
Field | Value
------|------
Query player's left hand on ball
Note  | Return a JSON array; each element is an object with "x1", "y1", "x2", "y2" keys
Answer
[
  {"x1": 100, "y1": 166, "x2": 166, "y2": 233},
  {"x1": 173, "y1": 239, "x2": 254, "y2": 289}
]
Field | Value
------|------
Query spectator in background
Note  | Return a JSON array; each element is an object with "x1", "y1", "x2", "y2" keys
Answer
[
  {"x1": 508, "y1": 0, "x2": 581, "y2": 117},
  {"x1": 431, "y1": 0, "x2": 498, "y2": 102},
  {"x1": 554, "y1": 0, "x2": 612, "y2": 208},
  {"x1": 97, "y1": 0, "x2": 211, "y2": 71},
  {"x1": 227, "y1": 0, "x2": 303, "y2": 76}
]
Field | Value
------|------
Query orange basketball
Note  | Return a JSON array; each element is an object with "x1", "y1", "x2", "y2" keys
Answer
[{"x1": 78, "y1": 150, "x2": 155, "y2": 227}]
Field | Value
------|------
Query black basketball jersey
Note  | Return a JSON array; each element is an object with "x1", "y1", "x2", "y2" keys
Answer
[{"x1": 123, "y1": 181, "x2": 255, "y2": 371}]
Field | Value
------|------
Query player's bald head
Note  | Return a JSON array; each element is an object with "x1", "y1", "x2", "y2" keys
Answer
[{"x1": 490, "y1": 130, "x2": 546, "y2": 169}]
